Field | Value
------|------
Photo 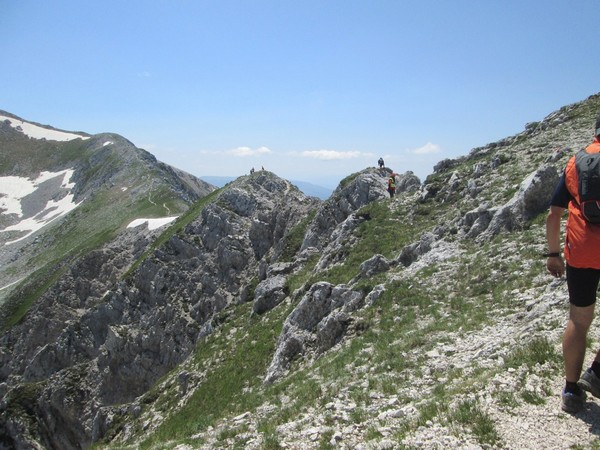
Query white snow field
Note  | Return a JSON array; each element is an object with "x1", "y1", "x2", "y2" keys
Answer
[
  {"x1": 0, "y1": 169, "x2": 178, "y2": 244},
  {"x1": 127, "y1": 217, "x2": 178, "y2": 231},
  {"x1": 0, "y1": 114, "x2": 89, "y2": 141},
  {"x1": 0, "y1": 169, "x2": 81, "y2": 245}
]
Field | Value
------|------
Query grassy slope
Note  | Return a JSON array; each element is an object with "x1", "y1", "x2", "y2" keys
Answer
[
  {"x1": 96, "y1": 198, "x2": 558, "y2": 449},
  {"x1": 0, "y1": 136, "x2": 207, "y2": 329},
  {"x1": 91, "y1": 94, "x2": 600, "y2": 448}
]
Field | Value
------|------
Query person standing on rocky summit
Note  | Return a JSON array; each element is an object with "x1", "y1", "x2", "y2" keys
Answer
[
  {"x1": 546, "y1": 115, "x2": 600, "y2": 413},
  {"x1": 387, "y1": 173, "x2": 396, "y2": 198}
]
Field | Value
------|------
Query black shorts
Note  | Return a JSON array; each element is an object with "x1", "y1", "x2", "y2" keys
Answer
[{"x1": 567, "y1": 265, "x2": 600, "y2": 307}]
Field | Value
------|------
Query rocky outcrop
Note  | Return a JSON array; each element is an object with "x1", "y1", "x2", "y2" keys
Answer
[
  {"x1": 261, "y1": 170, "x2": 394, "y2": 384},
  {"x1": 397, "y1": 231, "x2": 440, "y2": 267},
  {"x1": 264, "y1": 282, "x2": 365, "y2": 384},
  {"x1": 396, "y1": 164, "x2": 559, "y2": 270},
  {"x1": 253, "y1": 275, "x2": 288, "y2": 315},
  {"x1": 0, "y1": 172, "x2": 319, "y2": 449},
  {"x1": 470, "y1": 165, "x2": 559, "y2": 241},
  {"x1": 395, "y1": 171, "x2": 421, "y2": 193},
  {"x1": 301, "y1": 169, "x2": 388, "y2": 251}
]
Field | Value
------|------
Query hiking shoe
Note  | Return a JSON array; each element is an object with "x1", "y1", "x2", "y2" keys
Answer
[
  {"x1": 562, "y1": 389, "x2": 586, "y2": 413},
  {"x1": 578, "y1": 368, "x2": 600, "y2": 398}
]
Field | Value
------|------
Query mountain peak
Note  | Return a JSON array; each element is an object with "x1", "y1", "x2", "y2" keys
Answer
[{"x1": 0, "y1": 113, "x2": 215, "y2": 306}]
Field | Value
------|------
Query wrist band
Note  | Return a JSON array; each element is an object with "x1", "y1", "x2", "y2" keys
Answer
[{"x1": 543, "y1": 252, "x2": 561, "y2": 258}]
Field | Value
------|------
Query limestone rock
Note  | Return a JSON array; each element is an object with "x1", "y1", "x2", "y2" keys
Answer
[
  {"x1": 477, "y1": 165, "x2": 559, "y2": 241},
  {"x1": 301, "y1": 169, "x2": 387, "y2": 251},
  {"x1": 253, "y1": 275, "x2": 288, "y2": 315},
  {"x1": 0, "y1": 172, "x2": 318, "y2": 448},
  {"x1": 264, "y1": 282, "x2": 364, "y2": 384}
]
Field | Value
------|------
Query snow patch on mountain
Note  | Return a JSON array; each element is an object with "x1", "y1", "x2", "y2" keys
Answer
[
  {"x1": 0, "y1": 114, "x2": 89, "y2": 141},
  {"x1": 0, "y1": 169, "x2": 81, "y2": 245},
  {"x1": 127, "y1": 217, "x2": 178, "y2": 231}
]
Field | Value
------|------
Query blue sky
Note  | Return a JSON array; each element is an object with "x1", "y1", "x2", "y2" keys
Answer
[{"x1": 1, "y1": 1, "x2": 599, "y2": 188}]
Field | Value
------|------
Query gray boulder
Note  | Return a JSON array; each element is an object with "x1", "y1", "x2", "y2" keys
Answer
[
  {"x1": 301, "y1": 169, "x2": 387, "y2": 251},
  {"x1": 253, "y1": 275, "x2": 288, "y2": 314},
  {"x1": 397, "y1": 232, "x2": 437, "y2": 267},
  {"x1": 477, "y1": 165, "x2": 559, "y2": 241},
  {"x1": 353, "y1": 254, "x2": 391, "y2": 281},
  {"x1": 395, "y1": 171, "x2": 421, "y2": 193},
  {"x1": 264, "y1": 282, "x2": 364, "y2": 384}
]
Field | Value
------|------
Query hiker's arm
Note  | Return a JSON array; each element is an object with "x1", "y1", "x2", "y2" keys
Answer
[{"x1": 545, "y1": 205, "x2": 565, "y2": 277}]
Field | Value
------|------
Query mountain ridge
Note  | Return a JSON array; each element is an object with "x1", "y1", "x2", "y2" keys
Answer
[
  {"x1": 2, "y1": 94, "x2": 600, "y2": 448},
  {"x1": 200, "y1": 175, "x2": 333, "y2": 200},
  {"x1": 0, "y1": 113, "x2": 215, "y2": 311}
]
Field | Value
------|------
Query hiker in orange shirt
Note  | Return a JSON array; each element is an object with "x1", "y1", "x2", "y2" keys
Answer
[{"x1": 547, "y1": 115, "x2": 600, "y2": 413}]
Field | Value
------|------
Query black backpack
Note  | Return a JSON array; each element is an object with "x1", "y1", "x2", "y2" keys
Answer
[{"x1": 575, "y1": 149, "x2": 600, "y2": 223}]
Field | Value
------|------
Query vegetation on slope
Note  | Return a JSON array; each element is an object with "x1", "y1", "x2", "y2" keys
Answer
[
  {"x1": 8, "y1": 95, "x2": 600, "y2": 448},
  {"x1": 0, "y1": 130, "x2": 212, "y2": 329},
  {"x1": 94, "y1": 215, "x2": 561, "y2": 449},
  {"x1": 93, "y1": 94, "x2": 600, "y2": 449}
]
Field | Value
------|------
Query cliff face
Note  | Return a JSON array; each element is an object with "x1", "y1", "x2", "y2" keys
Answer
[
  {"x1": 3, "y1": 94, "x2": 600, "y2": 449},
  {"x1": 0, "y1": 170, "x2": 322, "y2": 448}
]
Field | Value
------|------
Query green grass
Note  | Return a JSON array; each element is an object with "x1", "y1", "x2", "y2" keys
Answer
[
  {"x1": 284, "y1": 252, "x2": 320, "y2": 294},
  {"x1": 102, "y1": 276, "x2": 444, "y2": 448},
  {"x1": 20, "y1": 112, "x2": 600, "y2": 448},
  {"x1": 339, "y1": 172, "x2": 360, "y2": 190},
  {"x1": 520, "y1": 390, "x2": 546, "y2": 405},
  {"x1": 279, "y1": 210, "x2": 317, "y2": 262},
  {"x1": 504, "y1": 336, "x2": 561, "y2": 370},
  {"x1": 577, "y1": 438, "x2": 600, "y2": 450},
  {"x1": 496, "y1": 391, "x2": 519, "y2": 408},
  {"x1": 1, "y1": 182, "x2": 194, "y2": 329},
  {"x1": 317, "y1": 200, "x2": 435, "y2": 286},
  {"x1": 3, "y1": 380, "x2": 45, "y2": 417},
  {"x1": 95, "y1": 223, "x2": 564, "y2": 449},
  {"x1": 450, "y1": 400, "x2": 502, "y2": 447},
  {"x1": 77, "y1": 97, "x2": 600, "y2": 449},
  {"x1": 123, "y1": 188, "x2": 221, "y2": 278},
  {"x1": 1, "y1": 263, "x2": 67, "y2": 330},
  {"x1": 132, "y1": 302, "x2": 284, "y2": 448},
  {"x1": 0, "y1": 132, "x2": 91, "y2": 177},
  {"x1": 258, "y1": 421, "x2": 283, "y2": 450}
]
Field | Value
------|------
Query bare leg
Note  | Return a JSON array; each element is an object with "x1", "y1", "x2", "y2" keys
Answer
[{"x1": 563, "y1": 304, "x2": 595, "y2": 382}]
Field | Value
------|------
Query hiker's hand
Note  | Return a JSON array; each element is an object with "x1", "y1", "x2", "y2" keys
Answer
[{"x1": 546, "y1": 256, "x2": 565, "y2": 278}]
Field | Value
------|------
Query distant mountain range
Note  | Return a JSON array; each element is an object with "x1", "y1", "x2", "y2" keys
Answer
[{"x1": 200, "y1": 175, "x2": 333, "y2": 199}]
